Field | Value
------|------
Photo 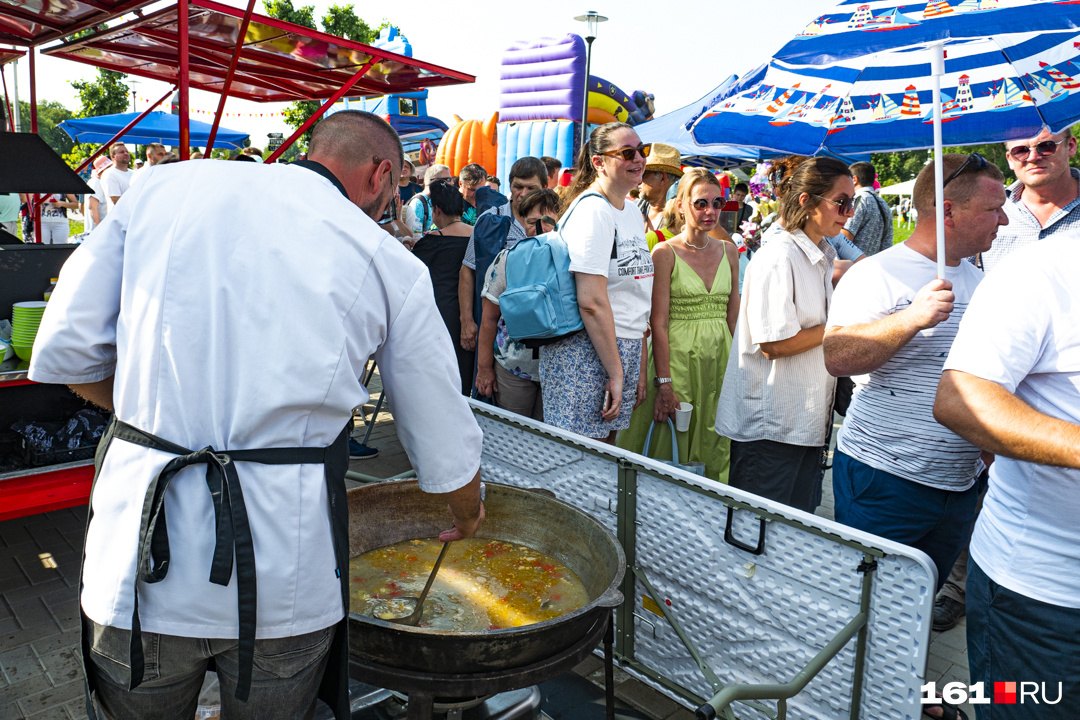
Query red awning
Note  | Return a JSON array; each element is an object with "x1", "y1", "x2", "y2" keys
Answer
[
  {"x1": 42, "y1": 0, "x2": 475, "y2": 103},
  {"x1": 0, "y1": 1, "x2": 156, "y2": 48},
  {"x1": 0, "y1": 47, "x2": 25, "y2": 66}
]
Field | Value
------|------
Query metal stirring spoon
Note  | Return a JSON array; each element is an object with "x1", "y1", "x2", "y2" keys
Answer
[{"x1": 387, "y1": 541, "x2": 451, "y2": 626}]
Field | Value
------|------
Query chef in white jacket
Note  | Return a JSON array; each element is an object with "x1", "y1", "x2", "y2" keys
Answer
[{"x1": 29, "y1": 111, "x2": 485, "y2": 720}]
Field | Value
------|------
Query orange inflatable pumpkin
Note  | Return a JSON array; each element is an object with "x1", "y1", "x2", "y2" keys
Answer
[{"x1": 433, "y1": 112, "x2": 499, "y2": 175}]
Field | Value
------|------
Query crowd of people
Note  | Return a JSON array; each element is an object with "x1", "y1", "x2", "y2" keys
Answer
[{"x1": 385, "y1": 121, "x2": 1077, "y2": 720}]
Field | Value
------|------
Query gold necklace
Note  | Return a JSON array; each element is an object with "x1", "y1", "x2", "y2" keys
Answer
[{"x1": 685, "y1": 234, "x2": 711, "y2": 250}]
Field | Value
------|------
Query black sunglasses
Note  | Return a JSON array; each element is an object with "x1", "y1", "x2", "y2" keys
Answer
[
  {"x1": 943, "y1": 153, "x2": 989, "y2": 188},
  {"x1": 691, "y1": 198, "x2": 725, "y2": 210},
  {"x1": 813, "y1": 194, "x2": 855, "y2": 214},
  {"x1": 1007, "y1": 139, "x2": 1063, "y2": 161},
  {"x1": 599, "y1": 144, "x2": 652, "y2": 162}
]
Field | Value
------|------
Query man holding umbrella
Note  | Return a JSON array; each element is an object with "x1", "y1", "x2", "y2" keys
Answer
[{"x1": 823, "y1": 155, "x2": 1007, "y2": 597}]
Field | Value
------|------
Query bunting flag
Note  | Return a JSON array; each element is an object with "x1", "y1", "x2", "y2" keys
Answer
[{"x1": 134, "y1": 97, "x2": 286, "y2": 118}]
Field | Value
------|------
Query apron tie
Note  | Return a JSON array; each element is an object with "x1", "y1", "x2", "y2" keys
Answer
[{"x1": 110, "y1": 420, "x2": 338, "y2": 703}]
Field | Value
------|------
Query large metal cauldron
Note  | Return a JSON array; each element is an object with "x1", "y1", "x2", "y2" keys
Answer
[{"x1": 346, "y1": 480, "x2": 625, "y2": 674}]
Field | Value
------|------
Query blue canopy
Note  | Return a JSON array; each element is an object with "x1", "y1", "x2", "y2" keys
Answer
[
  {"x1": 635, "y1": 77, "x2": 766, "y2": 169},
  {"x1": 59, "y1": 111, "x2": 249, "y2": 149}
]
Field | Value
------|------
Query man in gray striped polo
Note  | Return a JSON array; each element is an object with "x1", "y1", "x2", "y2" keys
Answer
[{"x1": 822, "y1": 155, "x2": 1007, "y2": 591}]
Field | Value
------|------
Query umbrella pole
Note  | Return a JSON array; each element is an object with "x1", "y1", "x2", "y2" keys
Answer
[{"x1": 932, "y1": 42, "x2": 946, "y2": 279}]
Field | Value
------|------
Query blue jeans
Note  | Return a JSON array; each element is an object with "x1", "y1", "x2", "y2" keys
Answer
[
  {"x1": 87, "y1": 620, "x2": 335, "y2": 720},
  {"x1": 832, "y1": 451, "x2": 978, "y2": 591},
  {"x1": 966, "y1": 560, "x2": 1080, "y2": 720}
]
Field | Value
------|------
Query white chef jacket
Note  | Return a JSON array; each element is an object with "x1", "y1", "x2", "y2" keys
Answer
[{"x1": 29, "y1": 160, "x2": 483, "y2": 640}]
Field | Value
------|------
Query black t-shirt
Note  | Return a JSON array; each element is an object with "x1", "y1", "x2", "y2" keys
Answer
[{"x1": 398, "y1": 182, "x2": 422, "y2": 205}]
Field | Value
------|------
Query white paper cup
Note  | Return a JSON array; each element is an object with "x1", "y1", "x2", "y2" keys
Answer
[{"x1": 675, "y1": 402, "x2": 693, "y2": 432}]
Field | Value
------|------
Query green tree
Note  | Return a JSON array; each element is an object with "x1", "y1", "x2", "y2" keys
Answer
[
  {"x1": 71, "y1": 69, "x2": 130, "y2": 118},
  {"x1": 322, "y1": 4, "x2": 374, "y2": 42},
  {"x1": 262, "y1": 0, "x2": 400, "y2": 148},
  {"x1": 17, "y1": 100, "x2": 76, "y2": 157}
]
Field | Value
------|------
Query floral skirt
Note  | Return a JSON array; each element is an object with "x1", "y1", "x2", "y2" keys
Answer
[{"x1": 539, "y1": 331, "x2": 642, "y2": 439}]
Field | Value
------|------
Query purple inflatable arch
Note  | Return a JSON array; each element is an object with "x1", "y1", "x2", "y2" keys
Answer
[{"x1": 499, "y1": 34, "x2": 586, "y2": 123}]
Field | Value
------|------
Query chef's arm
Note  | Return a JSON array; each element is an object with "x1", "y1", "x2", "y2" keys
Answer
[
  {"x1": 438, "y1": 469, "x2": 485, "y2": 542},
  {"x1": 68, "y1": 377, "x2": 115, "y2": 412}
]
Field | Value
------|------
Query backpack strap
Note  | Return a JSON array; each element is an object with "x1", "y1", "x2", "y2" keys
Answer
[{"x1": 561, "y1": 191, "x2": 619, "y2": 260}]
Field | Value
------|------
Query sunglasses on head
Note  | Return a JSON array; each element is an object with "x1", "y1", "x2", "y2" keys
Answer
[
  {"x1": 599, "y1": 144, "x2": 652, "y2": 162},
  {"x1": 691, "y1": 198, "x2": 724, "y2": 210},
  {"x1": 813, "y1": 194, "x2": 855, "y2": 214},
  {"x1": 943, "y1": 153, "x2": 989, "y2": 188},
  {"x1": 1007, "y1": 139, "x2": 1063, "y2": 161}
]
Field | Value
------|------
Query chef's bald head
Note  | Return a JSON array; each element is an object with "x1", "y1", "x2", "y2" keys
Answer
[{"x1": 309, "y1": 110, "x2": 403, "y2": 176}]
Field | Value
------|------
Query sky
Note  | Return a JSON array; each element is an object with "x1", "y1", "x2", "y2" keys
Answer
[{"x1": 4, "y1": 0, "x2": 834, "y2": 149}]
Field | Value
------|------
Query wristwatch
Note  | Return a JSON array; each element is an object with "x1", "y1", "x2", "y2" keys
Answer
[{"x1": 653, "y1": 376, "x2": 673, "y2": 388}]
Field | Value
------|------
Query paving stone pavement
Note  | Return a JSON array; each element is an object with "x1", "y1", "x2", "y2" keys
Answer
[{"x1": 1, "y1": 385, "x2": 971, "y2": 720}]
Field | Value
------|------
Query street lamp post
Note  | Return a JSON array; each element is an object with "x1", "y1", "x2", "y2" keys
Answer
[{"x1": 574, "y1": 11, "x2": 608, "y2": 159}]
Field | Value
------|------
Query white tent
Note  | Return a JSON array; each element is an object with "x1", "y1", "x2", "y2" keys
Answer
[{"x1": 878, "y1": 178, "x2": 917, "y2": 196}]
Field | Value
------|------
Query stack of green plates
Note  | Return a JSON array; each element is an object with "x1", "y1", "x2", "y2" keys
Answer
[{"x1": 11, "y1": 301, "x2": 47, "y2": 361}]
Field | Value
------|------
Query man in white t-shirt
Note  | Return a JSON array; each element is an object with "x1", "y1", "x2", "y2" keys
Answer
[
  {"x1": 934, "y1": 235, "x2": 1080, "y2": 720},
  {"x1": 823, "y1": 155, "x2": 1007, "y2": 592},
  {"x1": 100, "y1": 142, "x2": 133, "y2": 213}
]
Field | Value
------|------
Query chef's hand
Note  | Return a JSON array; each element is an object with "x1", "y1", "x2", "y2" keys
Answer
[{"x1": 439, "y1": 471, "x2": 485, "y2": 541}]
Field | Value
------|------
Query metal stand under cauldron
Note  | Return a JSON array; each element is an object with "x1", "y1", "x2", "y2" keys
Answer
[{"x1": 349, "y1": 611, "x2": 616, "y2": 720}]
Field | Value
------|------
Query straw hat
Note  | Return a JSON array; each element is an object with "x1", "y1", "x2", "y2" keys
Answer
[
  {"x1": 92, "y1": 156, "x2": 112, "y2": 171},
  {"x1": 645, "y1": 143, "x2": 683, "y2": 177}
]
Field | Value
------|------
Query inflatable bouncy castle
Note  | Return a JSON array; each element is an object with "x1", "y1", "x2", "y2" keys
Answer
[
  {"x1": 496, "y1": 35, "x2": 654, "y2": 188},
  {"x1": 325, "y1": 29, "x2": 449, "y2": 154},
  {"x1": 434, "y1": 113, "x2": 500, "y2": 175}
]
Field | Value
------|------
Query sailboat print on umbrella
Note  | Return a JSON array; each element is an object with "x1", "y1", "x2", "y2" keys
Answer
[
  {"x1": 1024, "y1": 67, "x2": 1070, "y2": 102},
  {"x1": 772, "y1": 84, "x2": 834, "y2": 126},
  {"x1": 989, "y1": 77, "x2": 1034, "y2": 110},
  {"x1": 797, "y1": 16, "x2": 829, "y2": 36},
  {"x1": 823, "y1": 95, "x2": 857, "y2": 134},
  {"x1": 763, "y1": 84, "x2": 802, "y2": 118},
  {"x1": 847, "y1": 4, "x2": 922, "y2": 30},
  {"x1": 870, "y1": 92, "x2": 903, "y2": 121}
]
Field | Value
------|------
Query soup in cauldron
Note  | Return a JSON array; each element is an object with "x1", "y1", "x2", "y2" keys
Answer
[{"x1": 349, "y1": 538, "x2": 590, "y2": 631}]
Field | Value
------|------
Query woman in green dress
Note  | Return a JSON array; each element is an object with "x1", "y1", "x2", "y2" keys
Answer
[{"x1": 617, "y1": 169, "x2": 740, "y2": 482}]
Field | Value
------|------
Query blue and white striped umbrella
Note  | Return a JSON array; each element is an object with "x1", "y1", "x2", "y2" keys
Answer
[
  {"x1": 692, "y1": 0, "x2": 1080, "y2": 275},
  {"x1": 692, "y1": 28, "x2": 1080, "y2": 156}
]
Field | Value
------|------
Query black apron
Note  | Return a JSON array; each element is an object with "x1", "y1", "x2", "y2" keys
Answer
[{"x1": 80, "y1": 416, "x2": 352, "y2": 720}]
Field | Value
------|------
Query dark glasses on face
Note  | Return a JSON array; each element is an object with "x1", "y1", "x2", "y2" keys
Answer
[
  {"x1": 813, "y1": 195, "x2": 855, "y2": 214},
  {"x1": 692, "y1": 198, "x2": 724, "y2": 210},
  {"x1": 943, "y1": 153, "x2": 989, "y2": 188},
  {"x1": 1007, "y1": 139, "x2": 1063, "y2": 161},
  {"x1": 599, "y1": 144, "x2": 651, "y2": 162}
]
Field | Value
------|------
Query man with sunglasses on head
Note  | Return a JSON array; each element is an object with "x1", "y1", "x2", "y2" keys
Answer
[
  {"x1": 976, "y1": 129, "x2": 1080, "y2": 273},
  {"x1": 823, "y1": 156, "x2": 1007, "y2": 629}
]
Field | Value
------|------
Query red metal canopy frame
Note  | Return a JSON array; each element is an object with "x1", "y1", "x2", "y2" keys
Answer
[
  {"x1": 43, "y1": 0, "x2": 476, "y2": 104},
  {"x1": 0, "y1": 0, "x2": 155, "y2": 48}
]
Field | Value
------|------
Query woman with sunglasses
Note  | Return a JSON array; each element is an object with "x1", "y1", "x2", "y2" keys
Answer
[
  {"x1": 474, "y1": 189, "x2": 562, "y2": 420},
  {"x1": 715, "y1": 157, "x2": 852, "y2": 513},
  {"x1": 539, "y1": 122, "x2": 655, "y2": 443},
  {"x1": 617, "y1": 169, "x2": 740, "y2": 481}
]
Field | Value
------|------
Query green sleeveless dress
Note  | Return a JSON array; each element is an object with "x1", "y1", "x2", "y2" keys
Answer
[{"x1": 617, "y1": 252, "x2": 733, "y2": 483}]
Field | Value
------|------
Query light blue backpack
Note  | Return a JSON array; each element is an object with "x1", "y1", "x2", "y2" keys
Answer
[{"x1": 500, "y1": 192, "x2": 615, "y2": 348}]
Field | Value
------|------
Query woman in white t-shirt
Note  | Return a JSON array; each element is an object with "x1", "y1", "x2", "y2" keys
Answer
[
  {"x1": 539, "y1": 123, "x2": 654, "y2": 442},
  {"x1": 39, "y1": 193, "x2": 79, "y2": 244}
]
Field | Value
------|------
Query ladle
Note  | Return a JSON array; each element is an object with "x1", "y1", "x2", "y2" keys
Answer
[{"x1": 387, "y1": 541, "x2": 451, "y2": 626}]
